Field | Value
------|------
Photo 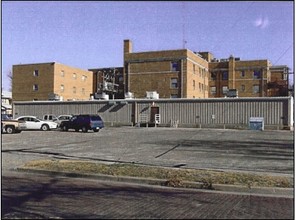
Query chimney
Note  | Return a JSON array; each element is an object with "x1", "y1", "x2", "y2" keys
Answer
[{"x1": 124, "y1": 39, "x2": 132, "y2": 54}]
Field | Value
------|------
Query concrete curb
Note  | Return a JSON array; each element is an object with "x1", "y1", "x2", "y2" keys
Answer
[{"x1": 16, "y1": 167, "x2": 294, "y2": 198}]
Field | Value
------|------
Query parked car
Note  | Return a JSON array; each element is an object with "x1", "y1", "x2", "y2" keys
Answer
[
  {"x1": 43, "y1": 114, "x2": 72, "y2": 127},
  {"x1": 2, "y1": 114, "x2": 26, "y2": 134},
  {"x1": 56, "y1": 115, "x2": 73, "y2": 127},
  {"x1": 43, "y1": 114, "x2": 58, "y2": 121},
  {"x1": 60, "y1": 114, "x2": 104, "y2": 132},
  {"x1": 15, "y1": 116, "x2": 58, "y2": 131}
]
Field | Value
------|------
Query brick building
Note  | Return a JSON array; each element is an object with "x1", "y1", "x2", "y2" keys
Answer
[
  {"x1": 123, "y1": 39, "x2": 209, "y2": 99},
  {"x1": 208, "y1": 56, "x2": 272, "y2": 98},
  {"x1": 11, "y1": 40, "x2": 289, "y2": 102},
  {"x1": 12, "y1": 62, "x2": 93, "y2": 101}
]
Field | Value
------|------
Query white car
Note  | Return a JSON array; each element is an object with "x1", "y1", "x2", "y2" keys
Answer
[{"x1": 15, "y1": 116, "x2": 58, "y2": 131}]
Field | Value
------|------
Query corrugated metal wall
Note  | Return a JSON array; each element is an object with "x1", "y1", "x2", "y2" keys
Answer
[{"x1": 13, "y1": 97, "x2": 293, "y2": 129}]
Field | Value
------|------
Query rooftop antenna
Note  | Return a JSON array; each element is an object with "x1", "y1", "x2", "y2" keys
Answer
[{"x1": 182, "y1": 2, "x2": 187, "y2": 49}]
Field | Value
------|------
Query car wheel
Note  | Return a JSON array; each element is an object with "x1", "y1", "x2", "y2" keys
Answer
[
  {"x1": 41, "y1": 124, "x2": 49, "y2": 131},
  {"x1": 6, "y1": 126, "x2": 15, "y2": 134},
  {"x1": 81, "y1": 126, "x2": 88, "y2": 133},
  {"x1": 62, "y1": 125, "x2": 68, "y2": 131},
  {"x1": 93, "y1": 128, "x2": 99, "y2": 132}
]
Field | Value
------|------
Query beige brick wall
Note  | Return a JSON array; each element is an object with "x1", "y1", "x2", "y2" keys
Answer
[
  {"x1": 12, "y1": 63, "x2": 55, "y2": 101},
  {"x1": 125, "y1": 46, "x2": 208, "y2": 99},
  {"x1": 53, "y1": 63, "x2": 93, "y2": 101},
  {"x1": 209, "y1": 59, "x2": 271, "y2": 98},
  {"x1": 12, "y1": 62, "x2": 93, "y2": 101}
]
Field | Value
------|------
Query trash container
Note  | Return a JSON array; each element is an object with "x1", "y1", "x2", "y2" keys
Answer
[{"x1": 249, "y1": 117, "x2": 264, "y2": 131}]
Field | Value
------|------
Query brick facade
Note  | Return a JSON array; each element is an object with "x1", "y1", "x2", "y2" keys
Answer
[
  {"x1": 123, "y1": 40, "x2": 209, "y2": 98},
  {"x1": 12, "y1": 62, "x2": 93, "y2": 101},
  {"x1": 209, "y1": 57, "x2": 272, "y2": 97}
]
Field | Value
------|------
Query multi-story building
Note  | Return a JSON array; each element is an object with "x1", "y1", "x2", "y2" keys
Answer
[
  {"x1": 123, "y1": 39, "x2": 209, "y2": 99},
  {"x1": 208, "y1": 56, "x2": 272, "y2": 98},
  {"x1": 11, "y1": 40, "x2": 290, "y2": 102},
  {"x1": 12, "y1": 62, "x2": 93, "y2": 101}
]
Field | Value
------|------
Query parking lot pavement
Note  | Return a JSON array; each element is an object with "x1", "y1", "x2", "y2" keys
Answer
[
  {"x1": 2, "y1": 127, "x2": 294, "y2": 219},
  {"x1": 2, "y1": 127, "x2": 294, "y2": 177}
]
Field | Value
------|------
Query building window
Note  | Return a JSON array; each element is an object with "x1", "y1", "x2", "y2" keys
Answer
[
  {"x1": 253, "y1": 70, "x2": 261, "y2": 79},
  {"x1": 171, "y1": 78, "x2": 178, "y2": 88},
  {"x1": 210, "y1": 86, "x2": 216, "y2": 95},
  {"x1": 61, "y1": 70, "x2": 65, "y2": 77},
  {"x1": 60, "y1": 84, "x2": 64, "y2": 92},
  {"x1": 170, "y1": 94, "x2": 178, "y2": 98},
  {"x1": 33, "y1": 84, "x2": 38, "y2": 91},
  {"x1": 73, "y1": 73, "x2": 77, "y2": 79},
  {"x1": 193, "y1": 64, "x2": 196, "y2": 74},
  {"x1": 241, "y1": 85, "x2": 245, "y2": 92},
  {"x1": 211, "y1": 72, "x2": 217, "y2": 80},
  {"x1": 73, "y1": 86, "x2": 76, "y2": 93},
  {"x1": 253, "y1": 85, "x2": 259, "y2": 93},
  {"x1": 82, "y1": 75, "x2": 87, "y2": 81},
  {"x1": 171, "y1": 62, "x2": 179, "y2": 71},
  {"x1": 199, "y1": 83, "x2": 202, "y2": 92},
  {"x1": 222, "y1": 71, "x2": 228, "y2": 80},
  {"x1": 33, "y1": 70, "x2": 39, "y2": 76},
  {"x1": 222, "y1": 86, "x2": 228, "y2": 95},
  {"x1": 193, "y1": 80, "x2": 195, "y2": 90},
  {"x1": 241, "y1": 70, "x2": 245, "y2": 77}
]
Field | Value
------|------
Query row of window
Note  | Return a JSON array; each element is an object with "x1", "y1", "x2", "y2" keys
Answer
[
  {"x1": 193, "y1": 65, "x2": 207, "y2": 78},
  {"x1": 33, "y1": 70, "x2": 88, "y2": 81},
  {"x1": 171, "y1": 62, "x2": 208, "y2": 79},
  {"x1": 210, "y1": 70, "x2": 262, "y2": 80},
  {"x1": 32, "y1": 84, "x2": 86, "y2": 94},
  {"x1": 192, "y1": 80, "x2": 207, "y2": 92},
  {"x1": 171, "y1": 78, "x2": 207, "y2": 92},
  {"x1": 210, "y1": 85, "x2": 260, "y2": 95}
]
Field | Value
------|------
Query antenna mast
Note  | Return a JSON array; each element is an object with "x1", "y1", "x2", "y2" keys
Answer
[{"x1": 182, "y1": 2, "x2": 187, "y2": 49}]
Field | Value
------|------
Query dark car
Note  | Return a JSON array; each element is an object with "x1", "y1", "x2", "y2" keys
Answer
[{"x1": 60, "y1": 114, "x2": 104, "y2": 132}]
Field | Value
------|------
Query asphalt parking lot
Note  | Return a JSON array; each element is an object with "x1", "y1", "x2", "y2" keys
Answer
[{"x1": 2, "y1": 127, "x2": 294, "y2": 177}]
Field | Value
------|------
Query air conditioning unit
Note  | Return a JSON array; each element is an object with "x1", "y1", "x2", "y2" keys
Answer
[
  {"x1": 146, "y1": 91, "x2": 159, "y2": 99},
  {"x1": 125, "y1": 92, "x2": 134, "y2": 99}
]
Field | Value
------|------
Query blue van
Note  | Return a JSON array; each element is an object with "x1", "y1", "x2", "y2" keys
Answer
[{"x1": 60, "y1": 114, "x2": 104, "y2": 132}]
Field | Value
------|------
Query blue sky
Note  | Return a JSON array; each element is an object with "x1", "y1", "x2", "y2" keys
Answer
[{"x1": 2, "y1": 1, "x2": 294, "y2": 91}]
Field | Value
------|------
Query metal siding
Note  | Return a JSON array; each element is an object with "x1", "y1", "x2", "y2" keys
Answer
[{"x1": 13, "y1": 97, "x2": 293, "y2": 129}]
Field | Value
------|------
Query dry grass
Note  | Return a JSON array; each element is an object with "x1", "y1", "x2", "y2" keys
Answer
[{"x1": 22, "y1": 159, "x2": 293, "y2": 188}]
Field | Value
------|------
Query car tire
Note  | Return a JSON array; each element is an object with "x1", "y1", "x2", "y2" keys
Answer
[
  {"x1": 93, "y1": 128, "x2": 99, "y2": 132},
  {"x1": 6, "y1": 126, "x2": 15, "y2": 134},
  {"x1": 81, "y1": 126, "x2": 88, "y2": 133},
  {"x1": 41, "y1": 124, "x2": 49, "y2": 131},
  {"x1": 62, "y1": 125, "x2": 68, "y2": 131}
]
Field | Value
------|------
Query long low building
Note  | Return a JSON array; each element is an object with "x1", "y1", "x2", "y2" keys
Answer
[{"x1": 13, "y1": 96, "x2": 294, "y2": 130}]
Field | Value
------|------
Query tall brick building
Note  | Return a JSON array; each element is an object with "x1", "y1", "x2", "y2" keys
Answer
[
  {"x1": 208, "y1": 56, "x2": 272, "y2": 98},
  {"x1": 12, "y1": 62, "x2": 93, "y2": 101},
  {"x1": 123, "y1": 39, "x2": 209, "y2": 99}
]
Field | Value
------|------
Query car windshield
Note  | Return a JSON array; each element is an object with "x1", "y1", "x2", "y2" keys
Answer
[
  {"x1": 90, "y1": 115, "x2": 102, "y2": 120},
  {"x1": 2, "y1": 114, "x2": 11, "y2": 120}
]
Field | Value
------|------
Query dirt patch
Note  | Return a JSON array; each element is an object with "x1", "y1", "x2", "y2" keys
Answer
[{"x1": 22, "y1": 159, "x2": 293, "y2": 188}]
